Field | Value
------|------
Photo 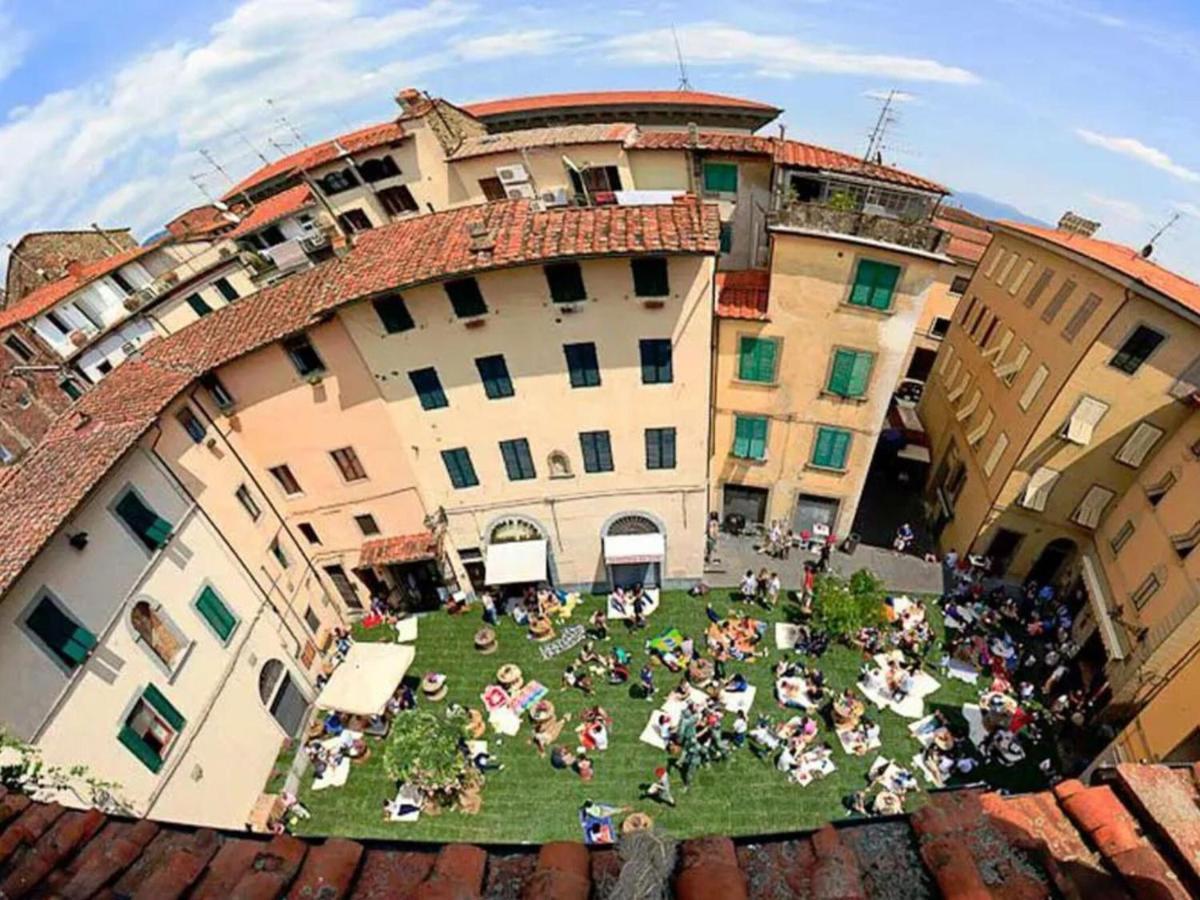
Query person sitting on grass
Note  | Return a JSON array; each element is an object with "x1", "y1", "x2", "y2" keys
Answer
[
  {"x1": 607, "y1": 647, "x2": 631, "y2": 684},
  {"x1": 589, "y1": 609, "x2": 609, "y2": 641},
  {"x1": 640, "y1": 766, "x2": 676, "y2": 807},
  {"x1": 561, "y1": 664, "x2": 594, "y2": 695}
]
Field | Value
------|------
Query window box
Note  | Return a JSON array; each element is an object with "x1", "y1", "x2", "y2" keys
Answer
[
  {"x1": 640, "y1": 299, "x2": 665, "y2": 309},
  {"x1": 463, "y1": 315, "x2": 487, "y2": 329}
]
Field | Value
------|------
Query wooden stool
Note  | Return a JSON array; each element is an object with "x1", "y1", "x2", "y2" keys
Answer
[
  {"x1": 422, "y1": 672, "x2": 448, "y2": 702},
  {"x1": 474, "y1": 627, "x2": 498, "y2": 655}
]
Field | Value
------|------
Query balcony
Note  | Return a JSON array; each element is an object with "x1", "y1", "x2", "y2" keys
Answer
[{"x1": 770, "y1": 201, "x2": 949, "y2": 255}]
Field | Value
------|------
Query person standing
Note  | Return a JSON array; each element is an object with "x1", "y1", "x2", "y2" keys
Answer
[
  {"x1": 817, "y1": 539, "x2": 833, "y2": 574},
  {"x1": 481, "y1": 590, "x2": 498, "y2": 626},
  {"x1": 705, "y1": 512, "x2": 720, "y2": 563},
  {"x1": 640, "y1": 663, "x2": 656, "y2": 701}
]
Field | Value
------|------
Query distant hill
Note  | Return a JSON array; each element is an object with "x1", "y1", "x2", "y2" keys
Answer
[{"x1": 944, "y1": 191, "x2": 1048, "y2": 226}]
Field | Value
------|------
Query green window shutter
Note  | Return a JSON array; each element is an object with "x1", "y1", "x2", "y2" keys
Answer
[
  {"x1": 197, "y1": 586, "x2": 236, "y2": 641},
  {"x1": 185, "y1": 294, "x2": 213, "y2": 317},
  {"x1": 831, "y1": 430, "x2": 851, "y2": 468},
  {"x1": 828, "y1": 350, "x2": 872, "y2": 397},
  {"x1": 704, "y1": 163, "x2": 738, "y2": 193},
  {"x1": 116, "y1": 493, "x2": 173, "y2": 550},
  {"x1": 749, "y1": 418, "x2": 768, "y2": 459},
  {"x1": 143, "y1": 684, "x2": 186, "y2": 730},
  {"x1": 813, "y1": 428, "x2": 852, "y2": 469},
  {"x1": 733, "y1": 416, "x2": 752, "y2": 457},
  {"x1": 144, "y1": 517, "x2": 173, "y2": 549},
  {"x1": 850, "y1": 260, "x2": 901, "y2": 310},
  {"x1": 27, "y1": 598, "x2": 97, "y2": 667},
  {"x1": 733, "y1": 416, "x2": 767, "y2": 459},
  {"x1": 739, "y1": 338, "x2": 776, "y2": 382},
  {"x1": 847, "y1": 352, "x2": 873, "y2": 396},
  {"x1": 63, "y1": 622, "x2": 98, "y2": 665},
  {"x1": 118, "y1": 725, "x2": 162, "y2": 773}
]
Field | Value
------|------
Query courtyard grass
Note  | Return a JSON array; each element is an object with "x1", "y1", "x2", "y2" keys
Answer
[{"x1": 290, "y1": 589, "x2": 1051, "y2": 844}]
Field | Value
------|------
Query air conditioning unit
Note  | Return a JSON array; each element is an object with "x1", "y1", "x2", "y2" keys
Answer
[
  {"x1": 541, "y1": 188, "x2": 569, "y2": 207},
  {"x1": 217, "y1": 245, "x2": 235, "y2": 259},
  {"x1": 505, "y1": 183, "x2": 537, "y2": 200},
  {"x1": 496, "y1": 164, "x2": 530, "y2": 185},
  {"x1": 121, "y1": 341, "x2": 138, "y2": 357}
]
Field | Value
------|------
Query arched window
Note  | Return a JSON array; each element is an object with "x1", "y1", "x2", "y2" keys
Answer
[
  {"x1": 607, "y1": 514, "x2": 660, "y2": 536},
  {"x1": 359, "y1": 155, "x2": 400, "y2": 183},
  {"x1": 489, "y1": 517, "x2": 542, "y2": 544},
  {"x1": 547, "y1": 451, "x2": 572, "y2": 478},
  {"x1": 131, "y1": 600, "x2": 187, "y2": 671},
  {"x1": 259, "y1": 659, "x2": 309, "y2": 736}
]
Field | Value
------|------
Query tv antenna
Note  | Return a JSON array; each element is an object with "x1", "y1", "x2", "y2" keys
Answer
[
  {"x1": 266, "y1": 98, "x2": 308, "y2": 146},
  {"x1": 864, "y1": 89, "x2": 900, "y2": 164},
  {"x1": 1141, "y1": 211, "x2": 1181, "y2": 259},
  {"x1": 672, "y1": 26, "x2": 693, "y2": 91}
]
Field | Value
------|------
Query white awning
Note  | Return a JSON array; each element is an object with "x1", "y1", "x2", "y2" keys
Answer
[
  {"x1": 317, "y1": 642, "x2": 416, "y2": 716},
  {"x1": 1081, "y1": 554, "x2": 1127, "y2": 661},
  {"x1": 897, "y1": 444, "x2": 932, "y2": 463},
  {"x1": 604, "y1": 533, "x2": 665, "y2": 565},
  {"x1": 1063, "y1": 396, "x2": 1109, "y2": 445},
  {"x1": 895, "y1": 403, "x2": 923, "y2": 432},
  {"x1": 484, "y1": 539, "x2": 548, "y2": 585},
  {"x1": 1021, "y1": 466, "x2": 1060, "y2": 511}
]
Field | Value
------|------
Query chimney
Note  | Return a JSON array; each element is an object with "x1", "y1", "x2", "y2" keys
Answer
[
  {"x1": 394, "y1": 88, "x2": 428, "y2": 118},
  {"x1": 65, "y1": 259, "x2": 85, "y2": 278},
  {"x1": 1057, "y1": 211, "x2": 1101, "y2": 238},
  {"x1": 687, "y1": 122, "x2": 699, "y2": 148},
  {"x1": 466, "y1": 222, "x2": 495, "y2": 254}
]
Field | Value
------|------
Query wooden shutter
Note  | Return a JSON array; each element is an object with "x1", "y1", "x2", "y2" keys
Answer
[
  {"x1": 845, "y1": 352, "x2": 873, "y2": 396},
  {"x1": 748, "y1": 418, "x2": 768, "y2": 459},
  {"x1": 733, "y1": 417, "x2": 759, "y2": 458},
  {"x1": 869, "y1": 263, "x2": 900, "y2": 309},
  {"x1": 814, "y1": 428, "x2": 850, "y2": 468},
  {"x1": 196, "y1": 586, "x2": 237, "y2": 641},
  {"x1": 1022, "y1": 467, "x2": 1060, "y2": 511},
  {"x1": 1073, "y1": 485, "x2": 1115, "y2": 528},
  {"x1": 1116, "y1": 422, "x2": 1164, "y2": 467},
  {"x1": 119, "y1": 725, "x2": 163, "y2": 773},
  {"x1": 983, "y1": 432, "x2": 1009, "y2": 477},
  {"x1": 144, "y1": 684, "x2": 186, "y2": 730},
  {"x1": 739, "y1": 338, "x2": 776, "y2": 382},
  {"x1": 1061, "y1": 293, "x2": 1103, "y2": 341}
]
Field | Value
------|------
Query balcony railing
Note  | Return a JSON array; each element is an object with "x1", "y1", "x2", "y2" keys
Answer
[{"x1": 770, "y1": 201, "x2": 948, "y2": 254}]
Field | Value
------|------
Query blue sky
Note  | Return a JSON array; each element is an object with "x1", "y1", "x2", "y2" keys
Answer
[{"x1": 1, "y1": 0, "x2": 1198, "y2": 279}]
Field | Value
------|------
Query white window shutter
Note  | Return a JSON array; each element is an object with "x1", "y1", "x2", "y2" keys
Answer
[
  {"x1": 983, "y1": 432, "x2": 1009, "y2": 476},
  {"x1": 947, "y1": 370, "x2": 970, "y2": 403},
  {"x1": 1008, "y1": 259, "x2": 1035, "y2": 295},
  {"x1": 938, "y1": 343, "x2": 956, "y2": 376},
  {"x1": 1062, "y1": 396, "x2": 1109, "y2": 445},
  {"x1": 967, "y1": 408, "x2": 994, "y2": 446},
  {"x1": 1019, "y1": 364, "x2": 1049, "y2": 410},
  {"x1": 1169, "y1": 356, "x2": 1200, "y2": 400},
  {"x1": 996, "y1": 344, "x2": 1030, "y2": 382},
  {"x1": 1115, "y1": 422, "x2": 1164, "y2": 467},
  {"x1": 982, "y1": 328, "x2": 1013, "y2": 362},
  {"x1": 956, "y1": 388, "x2": 981, "y2": 422},
  {"x1": 1072, "y1": 485, "x2": 1115, "y2": 528},
  {"x1": 1022, "y1": 466, "x2": 1060, "y2": 511}
]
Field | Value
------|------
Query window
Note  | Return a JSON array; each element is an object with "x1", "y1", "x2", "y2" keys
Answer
[
  {"x1": 337, "y1": 209, "x2": 373, "y2": 233},
  {"x1": 569, "y1": 164, "x2": 623, "y2": 196},
  {"x1": 703, "y1": 162, "x2": 738, "y2": 193},
  {"x1": 24, "y1": 593, "x2": 96, "y2": 671},
  {"x1": 1110, "y1": 520, "x2": 1135, "y2": 555},
  {"x1": 297, "y1": 522, "x2": 320, "y2": 545},
  {"x1": 1019, "y1": 364, "x2": 1049, "y2": 411},
  {"x1": 1172, "y1": 522, "x2": 1200, "y2": 559},
  {"x1": 1072, "y1": 485, "x2": 1115, "y2": 528},
  {"x1": 994, "y1": 252, "x2": 1019, "y2": 285},
  {"x1": 544, "y1": 262, "x2": 587, "y2": 303},
  {"x1": 354, "y1": 514, "x2": 380, "y2": 536},
  {"x1": 409, "y1": 367, "x2": 448, "y2": 410},
  {"x1": 1146, "y1": 471, "x2": 1176, "y2": 506},
  {"x1": 118, "y1": 685, "x2": 185, "y2": 773},
  {"x1": 1061, "y1": 396, "x2": 1109, "y2": 445},
  {"x1": 373, "y1": 294, "x2": 415, "y2": 333},
  {"x1": 475, "y1": 354, "x2": 514, "y2": 399},
  {"x1": 114, "y1": 490, "x2": 173, "y2": 552},
  {"x1": 318, "y1": 168, "x2": 359, "y2": 194},
  {"x1": 930, "y1": 317, "x2": 951, "y2": 339},
  {"x1": 15, "y1": 392, "x2": 30, "y2": 409},
  {"x1": 719, "y1": 223, "x2": 733, "y2": 254},
  {"x1": 259, "y1": 659, "x2": 309, "y2": 735},
  {"x1": 979, "y1": 317, "x2": 998, "y2": 350},
  {"x1": 579, "y1": 430, "x2": 614, "y2": 473},
  {"x1": 564, "y1": 342, "x2": 601, "y2": 388},
  {"x1": 4, "y1": 334, "x2": 33, "y2": 362},
  {"x1": 1023, "y1": 268, "x2": 1054, "y2": 308},
  {"x1": 967, "y1": 408, "x2": 994, "y2": 447},
  {"x1": 131, "y1": 601, "x2": 188, "y2": 671},
  {"x1": 110, "y1": 270, "x2": 134, "y2": 295},
  {"x1": 283, "y1": 335, "x2": 325, "y2": 378},
  {"x1": 214, "y1": 278, "x2": 239, "y2": 302},
  {"x1": 200, "y1": 373, "x2": 234, "y2": 410},
  {"x1": 811, "y1": 426, "x2": 852, "y2": 470},
  {"x1": 268, "y1": 464, "x2": 303, "y2": 496},
  {"x1": 1061, "y1": 293, "x2": 1103, "y2": 341},
  {"x1": 330, "y1": 446, "x2": 367, "y2": 482},
  {"x1": 235, "y1": 484, "x2": 261, "y2": 521},
  {"x1": 946, "y1": 368, "x2": 970, "y2": 403},
  {"x1": 60, "y1": 378, "x2": 83, "y2": 401},
  {"x1": 1110, "y1": 325, "x2": 1166, "y2": 375},
  {"x1": 176, "y1": 407, "x2": 206, "y2": 443},
  {"x1": 645, "y1": 427, "x2": 677, "y2": 469},
  {"x1": 185, "y1": 293, "x2": 213, "y2": 317},
  {"x1": 848, "y1": 259, "x2": 901, "y2": 311},
  {"x1": 478, "y1": 177, "x2": 507, "y2": 202},
  {"x1": 738, "y1": 336, "x2": 778, "y2": 382},
  {"x1": 1131, "y1": 573, "x2": 1161, "y2": 610},
  {"x1": 631, "y1": 258, "x2": 669, "y2": 297},
  {"x1": 983, "y1": 432, "x2": 1009, "y2": 477},
  {"x1": 378, "y1": 185, "x2": 418, "y2": 216},
  {"x1": 732, "y1": 415, "x2": 769, "y2": 460},
  {"x1": 826, "y1": 348, "x2": 874, "y2": 398},
  {"x1": 359, "y1": 155, "x2": 401, "y2": 182},
  {"x1": 639, "y1": 339, "x2": 673, "y2": 384},
  {"x1": 498, "y1": 438, "x2": 536, "y2": 481},
  {"x1": 1020, "y1": 466, "x2": 1060, "y2": 511},
  {"x1": 1116, "y1": 422, "x2": 1165, "y2": 468},
  {"x1": 304, "y1": 607, "x2": 321, "y2": 633},
  {"x1": 441, "y1": 447, "x2": 479, "y2": 488},
  {"x1": 1040, "y1": 280, "x2": 1076, "y2": 324},
  {"x1": 956, "y1": 388, "x2": 981, "y2": 423},
  {"x1": 959, "y1": 295, "x2": 977, "y2": 324},
  {"x1": 995, "y1": 344, "x2": 1030, "y2": 384},
  {"x1": 948, "y1": 275, "x2": 970, "y2": 295},
  {"x1": 1008, "y1": 259, "x2": 1035, "y2": 295},
  {"x1": 445, "y1": 278, "x2": 487, "y2": 318},
  {"x1": 269, "y1": 538, "x2": 290, "y2": 568},
  {"x1": 970, "y1": 306, "x2": 989, "y2": 339}
]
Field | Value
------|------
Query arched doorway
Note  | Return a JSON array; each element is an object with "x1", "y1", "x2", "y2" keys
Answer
[
  {"x1": 483, "y1": 515, "x2": 551, "y2": 591},
  {"x1": 259, "y1": 659, "x2": 309, "y2": 736},
  {"x1": 602, "y1": 513, "x2": 665, "y2": 589},
  {"x1": 1028, "y1": 537, "x2": 1077, "y2": 587}
]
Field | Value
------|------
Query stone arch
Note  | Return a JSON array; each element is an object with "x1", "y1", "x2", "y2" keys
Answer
[
  {"x1": 547, "y1": 451, "x2": 572, "y2": 478},
  {"x1": 1028, "y1": 537, "x2": 1078, "y2": 587},
  {"x1": 485, "y1": 513, "x2": 547, "y2": 545}
]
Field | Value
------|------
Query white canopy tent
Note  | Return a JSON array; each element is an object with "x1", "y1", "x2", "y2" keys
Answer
[
  {"x1": 603, "y1": 533, "x2": 665, "y2": 565},
  {"x1": 316, "y1": 642, "x2": 416, "y2": 717},
  {"x1": 484, "y1": 539, "x2": 548, "y2": 585}
]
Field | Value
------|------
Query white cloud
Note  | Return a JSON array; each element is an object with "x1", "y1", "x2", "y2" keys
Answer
[
  {"x1": 1083, "y1": 191, "x2": 1146, "y2": 223},
  {"x1": 606, "y1": 24, "x2": 980, "y2": 85},
  {"x1": 0, "y1": 4, "x2": 29, "y2": 83},
  {"x1": 452, "y1": 29, "x2": 580, "y2": 60},
  {"x1": 1075, "y1": 128, "x2": 1200, "y2": 183}
]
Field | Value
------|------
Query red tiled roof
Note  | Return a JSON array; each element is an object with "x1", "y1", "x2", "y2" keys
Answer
[
  {"x1": 220, "y1": 121, "x2": 406, "y2": 201},
  {"x1": 0, "y1": 244, "x2": 159, "y2": 331},
  {"x1": 0, "y1": 200, "x2": 718, "y2": 598},
  {"x1": 773, "y1": 139, "x2": 949, "y2": 194},
  {"x1": 449, "y1": 123, "x2": 638, "y2": 160},
  {"x1": 225, "y1": 185, "x2": 315, "y2": 240},
  {"x1": 463, "y1": 90, "x2": 780, "y2": 119},
  {"x1": 3, "y1": 765, "x2": 1200, "y2": 898},
  {"x1": 164, "y1": 204, "x2": 235, "y2": 240},
  {"x1": 358, "y1": 531, "x2": 437, "y2": 568},
  {"x1": 715, "y1": 269, "x2": 770, "y2": 320},
  {"x1": 631, "y1": 131, "x2": 775, "y2": 156},
  {"x1": 934, "y1": 215, "x2": 991, "y2": 264},
  {"x1": 1001, "y1": 221, "x2": 1200, "y2": 316}
]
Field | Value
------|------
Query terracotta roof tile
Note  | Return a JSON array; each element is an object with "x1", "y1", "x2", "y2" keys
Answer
[
  {"x1": 226, "y1": 185, "x2": 316, "y2": 240},
  {"x1": 1112, "y1": 764, "x2": 1200, "y2": 889},
  {"x1": 165, "y1": 205, "x2": 236, "y2": 240},
  {"x1": 631, "y1": 131, "x2": 776, "y2": 156},
  {"x1": 715, "y1": 269, "x2": 770, "y2": 320},
  {"x1": 464, "y1": 90, "x2": 780, "y2": 118},
  {"x1": 449, "y1": 123, "x2": 638, "y2": 160},
  {"x1": 1000, "y1": 221, "x2": 1200, "y2": 316},
  {"x1": 358, "y1": 531, "x2": 437, "y2": 568},
  {"x1": 934, "y1": 215, "x2": 992, "y2": 264}
]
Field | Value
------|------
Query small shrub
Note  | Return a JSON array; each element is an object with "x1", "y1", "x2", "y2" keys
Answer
[
  {"x1": 382, "y1": 708, "x2": 470, "y2": 799},
  {"x1": 813, "y1": 571, "x2": 885, "y2": 636}
]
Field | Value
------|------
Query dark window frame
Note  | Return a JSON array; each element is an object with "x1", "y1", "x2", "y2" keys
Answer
[
  {"x1": 645, "y1": 427, "x2": 677, "y2": 470},
  {"x1": 639, "y1": 338, "x2": 673, "y2": 384},
  {"x1": 499, "y1": 438, "x2": 537, "y2": 481}
]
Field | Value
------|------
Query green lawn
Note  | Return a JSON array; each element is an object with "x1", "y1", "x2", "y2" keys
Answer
[{"x1": 290, "y1": 590, "x2": 1051, "y2": 843}]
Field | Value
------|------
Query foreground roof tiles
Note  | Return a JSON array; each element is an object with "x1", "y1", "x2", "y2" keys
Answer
[
  {"x1": 934, "y1": 215, "x2": 992, "y2": 264},
  {"x1": 1001, "y1": 221, "x2": 1200, "y2": 316},
  {"x1": 2, "y1": 765, "x2": 1200, "y2": 898},
  {"x1": 0, "y1": 200, "x2": 717, "y2": 598},
  {"x1": 463, "y1": 89, "x2": 780, "y2": 119},
  {"x1": 715, "y1": 269, "x2": 770, "y2": 320},
  {"x1": 225, "y1": 184, "x2": 315, "y2": 240}
]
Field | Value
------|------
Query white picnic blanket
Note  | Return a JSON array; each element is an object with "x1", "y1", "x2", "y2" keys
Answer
[
  {"x1": 775, "y1": 677, "x2": 821, "y2": 710},
  {"x1": 719, "y1": 685, "x2": 757, "y2": 714},
  {"x1": 775, "y1": 622, "x2": 803, "y2": 650},
  {"x1": 835, "y1": 727, "x2": 882, "y2": 756},
  {"x1": 908, "y1": 714, "x2": 941, "y2": 747},
  {"x1": 607, "y1": 588, "x2": 660, "y2": 621},
  {"x1": 311, "y1": 757, "x2": 350, "y2": 791},
  {"x1": 942, "y1": 657, "x2": 980, "y2": 685},
  {"x1": 962, "y1": 704, "x2": 987, "y2": 746},
  {"x1": 859, "y1": 672, "x2": 940, "y2": 719},
  {"x1": 394, "y1": 617, "x2": 419, "y2": 643},
  {"x1": 942, "y1": 605, "x2": 977, "y2": 631},
  {"x1": 912, "y1": 752, "x2": 946, "y2": 787},
  {"x1": 386, "y1": 784, "x2": 423, "y2": 822},
  {"x1": 639, "y1": 686, "x2": 709, "y2": 749},
  {"x1": 488, "y1": 707, "x2": 521, "y2": 736}
]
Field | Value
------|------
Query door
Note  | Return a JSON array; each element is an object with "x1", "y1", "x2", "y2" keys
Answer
[
  {"x1": 723, "y1": 485, "x2": 769, "y2": 525},
  {"x1": 985, "y1": 528, "x2": 1025, "y2": 577},
  {"x1": 269, "y1": 673, "x2": 309, "y2": 737},
  {"x1": 793, "y1": 494, "x2": 841, "y2": 536},
  {"x1": 323, "y1": 564, "x2": 363, "y2": 609},
  {"x1": 1028, "y1": 538, "x2": 1076, "y2": 586},
  {"x1": 906, "y1": 347, "x2": 938, "y2": 383},
  {"x1": 387, "y1": 561, "x2": 443, "y2": 610},
  {"x1": 610, "y1": 562, "x2": 660, "y2": 589}
]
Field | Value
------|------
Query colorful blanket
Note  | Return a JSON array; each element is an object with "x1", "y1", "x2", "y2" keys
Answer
[
  {"x1": 538, "y1": 623, "x2": 587, "y2": 660},
  {"x1": 510, "y1": 680, "x2": 548, "y2": 712},
  {"x1": 647, "y1": 627, "x2": 685, "y2": 656}
]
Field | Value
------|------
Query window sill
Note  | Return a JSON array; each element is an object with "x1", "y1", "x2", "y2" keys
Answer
[
  {"x1": 819, "y1": 390, "x2": 869, "y2": 404},
  {"x1": 553, "y1": 300, "x2": 588, "y2": 313},
  {"x1": 730, "y1": 454, "x2": 768, "y2": 465},
  {"x1": 805, "y1": 463, "x2": 848, "y2": 475},
  {"x1": 548, "y1": 473, "x2": 575, "y2": 481},
  {"x1": 838, "y1": 301, "x2": 895, "y2": 317},
  {"x1": 732, "y1": 378, "x2": 778, "y2": 389}
]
